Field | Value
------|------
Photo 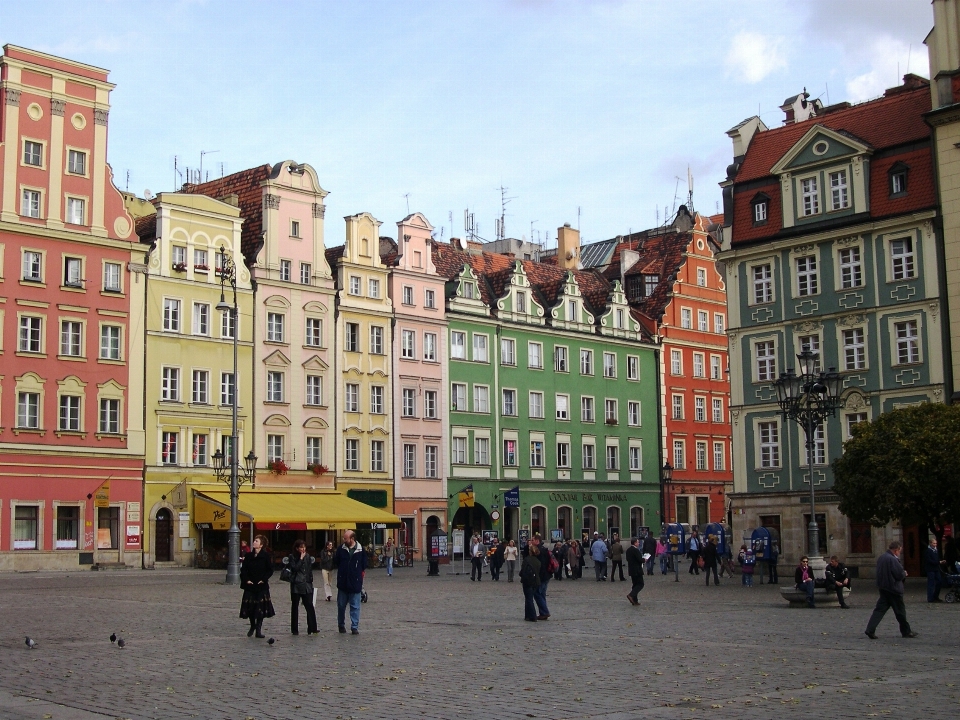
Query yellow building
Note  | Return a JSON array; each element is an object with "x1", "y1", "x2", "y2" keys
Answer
[
  {"x1": 326, "y1": 213, "x2": 394, "y2": 534},
  {"x1": 136, "y1": 193, "x2": 254, "y2": 566}
]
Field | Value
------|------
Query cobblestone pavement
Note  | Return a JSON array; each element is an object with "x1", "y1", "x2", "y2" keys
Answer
[{"x1": 0, "y1": 563, "x2": 957, "y2": 720}]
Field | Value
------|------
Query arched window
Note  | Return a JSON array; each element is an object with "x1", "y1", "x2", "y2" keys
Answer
[
  {"x1": 582, "y1": 506, "x2": 597, "y2": 538},
  {"x1": 607, "y1": 506, "x2": 622, "y2": 538},
  {"x1": 531, "y1": 506, "x2": 546, "y2": 537},
  {"x1": 557, "y1": 506, "x2": 573, "y2": 541},
  {"x1": 630, "y1": 506, "x2": 644, "y2": 537}
]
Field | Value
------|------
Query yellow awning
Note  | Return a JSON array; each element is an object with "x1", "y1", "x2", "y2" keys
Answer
[
  {"x1": 194, "y1": 490, "x2": 401, "y2": 530},
  {"x1": 193, "y1": 493, "x2": 253, "y2": 530}
]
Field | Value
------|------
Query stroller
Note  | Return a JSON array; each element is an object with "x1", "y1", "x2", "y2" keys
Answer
[{"x1": 943, "y1": 561, "x2": 960, "y2": 603}]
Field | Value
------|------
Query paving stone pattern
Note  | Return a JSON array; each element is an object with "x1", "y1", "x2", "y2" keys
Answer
[{"x1": 0, "y1": 564, "x2": 957, "y2": 720}]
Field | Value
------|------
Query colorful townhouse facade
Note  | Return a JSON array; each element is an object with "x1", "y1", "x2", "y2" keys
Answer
[
  {"x1": 434, "y1": 226, "x2": 661, "y2": 544},
  {"x1": 385, "y1": 213, "x2": 448, "y2": 557},
  {"x1": 0, "y1": 45, "x2": 145, "y2": 571},
  {"x1": 717, "y1": 77, "x2": 946, "y2": 574}
]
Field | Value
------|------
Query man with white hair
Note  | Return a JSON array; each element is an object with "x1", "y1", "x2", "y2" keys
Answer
[{"x1": 336, "y1": 530, "x2": 367, "y2": 635}]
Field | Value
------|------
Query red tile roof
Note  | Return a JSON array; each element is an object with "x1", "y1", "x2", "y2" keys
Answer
[{"x1": 134, "y1": 213, "x2": 156, "y2": 242}]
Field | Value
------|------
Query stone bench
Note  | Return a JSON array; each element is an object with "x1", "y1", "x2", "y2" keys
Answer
[{"x1": 780, "y1": 585, "x2": 851, "y2": 607}]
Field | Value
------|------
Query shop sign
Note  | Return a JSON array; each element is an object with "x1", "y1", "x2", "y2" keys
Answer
[
  {"x1": 548, "y1": 492, "x2": 628, "y2": 502},
  {"x1": 125, "y1": 526, "x2": 140, "y2": 546},
  {"x1": 94, "y1": 480, "x2": 110, "y2": 508}
]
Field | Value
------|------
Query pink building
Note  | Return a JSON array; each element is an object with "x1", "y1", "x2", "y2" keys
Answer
[
  {"x1": 385, "y1": 213, "x2": 447, "y2": 558},
  {"x1": 0, "y1": 46, "x2": 144, "y2": 570}
]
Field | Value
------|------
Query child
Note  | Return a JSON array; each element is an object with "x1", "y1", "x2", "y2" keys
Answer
[{"x1": 739, "y1": 544, "x2": 756, "y2": 587}]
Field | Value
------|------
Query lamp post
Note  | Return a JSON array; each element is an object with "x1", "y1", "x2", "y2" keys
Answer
[
  {"x1": 660, "y1": 461, "x2": 673, "y2": 532},
  {"x1": 773, "y1": 351, "x2": 843, "y2": 565},
  {"x1": 212, "y1": 245, "x2": 257, "y2": 585}
]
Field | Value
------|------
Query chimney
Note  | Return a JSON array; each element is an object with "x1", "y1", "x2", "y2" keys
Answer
[
  {"x1": 780, "y1": 88, "x2": 822, "y2": 125},
  {"x1": 557, "y1": 223, "x2": 580, "y2": 270}
]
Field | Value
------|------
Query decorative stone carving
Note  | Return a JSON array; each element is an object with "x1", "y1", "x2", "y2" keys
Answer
[
  {"x1": 730, "y1": 408, "x2": 740, "y2": 426},
  {"x1": 312, "y1": 203, "x2": 325, "y2": 218},
  {"x1": 843, "y1": 391, "x2": 866, "y2": 410},
  {"x1": 5, "y1": 89, "x2": 20, "y2": 106},
  {"x1": 93, "y1": 108, "x2": 108, "y2": 126},
  {"x1": 835, "y1": 235, "x2": 860, "y2": 247},
  {"x1": 794, "y1": 299, "x2": 818, "y2": 316},
  {"x1": 836, "y1": 313, "x2": 866, "y2": 327},
  {"x1": 929, "y1": 300, "x2": 940, "y2": 321},
  {"x1": 793, "y1": 320, "x2": 821, "y2": 334},
  {"x1": 50, "y1": 98, "x2": 65, "y2": 116},
  {"x1": 839, "y1": 292, "x2": 864, "y2": 309},
  {"x1": 890, "y1": 284, "x2": 916, "y2": 302},
  {"x1": 791, "y1": 243, "x2": 815, "y2": 254},
  {"x1": 264, "y1": 194, "x2": 280, "y2": 210}
]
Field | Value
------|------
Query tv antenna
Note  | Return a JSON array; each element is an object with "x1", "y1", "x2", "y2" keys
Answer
[
  {"x1": 403, "y1": 193, "x2": 411, "y2": 215},
  {"x1": 494, "y1": 185, "x2": 516, "y2": 242},
  {"x1": 200, "y1": 150, "x2": 219, "y2": 184},
  {"x1": 174, "y1": 155, "x2": 183, "y2": 189}
]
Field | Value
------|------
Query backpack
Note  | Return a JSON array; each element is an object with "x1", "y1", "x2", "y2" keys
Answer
[{"x1": 547, "y1": 553, "x2": 560, "y2": 574}]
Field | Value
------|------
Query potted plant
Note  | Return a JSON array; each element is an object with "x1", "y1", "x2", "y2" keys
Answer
[
  {"x1": 194, "y1": 263, "x2": 209, "y2": 272},
  {"x1": 172, "y1": 262, "x2": 187, "y2": 272},
  {"x1": 605, "y1": 418, "x2": 618, "y2": 425},
  {"x1": 268, "y1": 459, "x2": 289, "y2": 476},
  {"x1": 308, "y1": 463, "x2": 328, "y2": 476}
]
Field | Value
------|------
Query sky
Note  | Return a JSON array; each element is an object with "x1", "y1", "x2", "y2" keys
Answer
[{"x1": 2, "y1": 0, "x2": 937, "y2": 249}]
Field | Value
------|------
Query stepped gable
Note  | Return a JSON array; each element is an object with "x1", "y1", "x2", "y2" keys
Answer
[{"x1": 180, "y1": 164, "x2": 273, "y2": 264}]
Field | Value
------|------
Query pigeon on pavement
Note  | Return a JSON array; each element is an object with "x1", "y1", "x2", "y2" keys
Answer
[
  {"x1": 116, "y1": 637, "x2": 125, "y2": 649},
  {"x1": 267, "y1": 638, "x2": 275, "y2": 645},
  {"x1": 24, "y1": 637, "x2": 37, "y2": 649},
  {"x1": 110, "y1": 633, "x2": 117, "y2": 643}
]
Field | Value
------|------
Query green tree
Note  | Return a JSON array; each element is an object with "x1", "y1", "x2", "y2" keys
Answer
[{"x1": 832, "y1": 403, "x2": 960, "y2": 543}]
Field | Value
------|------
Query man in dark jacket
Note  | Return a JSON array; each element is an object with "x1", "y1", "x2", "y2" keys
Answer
[
  {"x1": 287, "y1": 540, "x2": 318, "y2": 635},
  {"x1": 923, "y1": 537, "x2": 943, "y2": 603},
  {"x1": 824, "y1": 555, "x2": 851, "y2": 608},
  {"x1": 532, "y1": 536, "x2": 552, "y2": 620},
  {"x1": 702, "y1": 537, "x2": 720, "y2": 586},
  {"x1": 335, "y1": 531, "x2": 367, "y2": 635},
  {"x1": 865, "y1": 540, "x2": 916, "y2": 639},
  {"x1": 642, "y1": 532, "x2": 658, "y2": 575},
  {"x1": 625, "y1": 537, "x2": 645, "y2": 605}
]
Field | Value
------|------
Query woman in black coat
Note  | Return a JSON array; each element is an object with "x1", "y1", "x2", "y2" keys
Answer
[
  {"x1": 239, "y1": 535, "x2": 275, "y2": 638},
  {"x1": 286, "y1": 540, "x2": 318, "y2": 635}
]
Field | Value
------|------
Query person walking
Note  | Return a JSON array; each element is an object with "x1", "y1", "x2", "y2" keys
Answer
[
  {"x1": 470, "y1": 534, "x2": 485, "y2": 582},
  {"x1": 383, "y1": 538, "x2": 395, "y2": 577},
  {"x1": 239, "y1": 535, "x2": 275, "y2": 638},
  {"x1": 591, "y1": 533, "x2": 609, "y2": 581},
  {"x1": 287, "y1": 540, "x2": 318, "y2": 635},
  {"x1": 566, "y1": 540, "x2": 580, "y2": 580},
  {"x1": 768, "y1": 541, "x2": 780, "y2": 584},
  {"x1": 687, "y1": 530, "x2": 701, "y2": 575},
  {"x1": 504, "y1": 539, "x2": 519, "y2": 582},
  {"x1": 657, "y1": 536, "x2": 669, "y2": 575},
  {"x1": 795, "y1": 556, "x2": 816, "y2": 608},
  {"x1": 825, "y1": 555, "x2": 851, "y2": 608},
  {"x1": 642, "y1": 532, "x2": 657, "y2": 576},
  {"x1": 552, "y1": 542, "x2": 565, "y2": 581},
  {"x1": 491, "y1": 539, "x2": 505, "y2": 581},
  {"x1": 532, "y1": 537, "x2": 552, "y2": 620},
  {"x1": 923, "y1": 537, "x2": 943, "y2": 603},
  {"x1": 609, "y1": 534, "x2": 625, "y2": 582},
  {"x1": 520, "y1": 545, "x2": 541, "y2": 621},
  {"x1": 319, "y1": 540, "x2": 335, "y2": 601},
  {"x1": 625, "y1": 537, "x2": 645, "y2": 605},
  {"x1": 702, "y1": 537, "x2": 720, "y2": 586},
  {"x1": 335, "y1": 530, "x2": 367, "y2": 635},
  {"x1": 865, "y1": 540, "x2": 917, "y2": 639}
]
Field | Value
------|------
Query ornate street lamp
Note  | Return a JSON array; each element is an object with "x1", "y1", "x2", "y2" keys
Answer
[
  {"x1": 213, "y1": 246, "x2": 257, "y2": 585},
  {"x1": 773, "y1": 351, "x2": 843, "y2": 562},
  {"x1": 660, "y1": 462, "x2": 673, "y2": 531}
]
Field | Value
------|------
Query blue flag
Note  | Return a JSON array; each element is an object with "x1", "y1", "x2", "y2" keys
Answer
[{"x1": 504, "y1": 486, "x2": 520, "y2": 507}]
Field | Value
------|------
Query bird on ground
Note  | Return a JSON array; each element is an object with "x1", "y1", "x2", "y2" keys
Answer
[
  {"x1": 110, "y1": 633, "x2": 117, "y2": 643},
  {"x1": 24, "y1": 637, "x2": 37, "y2": 649},
  {"x1": 267, "y1": 638, "x2": 275, "y2": 645},
  {"x1": 117, "y1": 637, "x2": 125, "y2": 649}
]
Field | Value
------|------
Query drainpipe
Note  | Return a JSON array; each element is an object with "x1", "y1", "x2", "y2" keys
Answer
[
  {"x1": 654, "y1": 346, "x2": 664, "y2": 530},
  {"x1": 140, "y1": 238, "x2": 155, "y2": 569}
]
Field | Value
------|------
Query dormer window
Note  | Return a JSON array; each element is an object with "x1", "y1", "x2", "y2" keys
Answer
[
  {"x1": 516, "y1": 291, "x2": 526, "y2": 313},
  {"x1": 889, "y1": 162, "x2": 909, "y2": 197},
  {"x1": 801, "y1": 177, "x2": 820, "y2": 216},
  {"x1": 752, "y1": 193, "x2": 769, "y2": 225},
  {"x1": 463, "y1": 282, "x2": 475, "y2": 299},
  {"x1": 644, "y1": 274, "x2": 659, "y2": 297},
  {"x1": 567, "y1": 300, "x2": 578, "y2": 320}
]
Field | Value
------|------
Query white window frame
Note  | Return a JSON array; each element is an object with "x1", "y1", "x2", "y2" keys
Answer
[
  {"x1": 401, "y1": 329, "x2": 416, "y2": 359},
  {"x1": 800, "y1": 175, "x2": 820, "y2": 216},
  {"x1": 627, "y1": 401, "x2": 640, "y2": 426},
  {"x1": 753, "y1": 338, "x2": 777, "y2": 383},
  {"x1": 757, "y1": 420, "x2": 780, "y2": 469},
  {"x1": 473, "y1": 385, "x2": 488, "y2": 414},
  {"x1": 795, "y1": 255, "x2": 819, "y2": 297},
  {"x1": 889, "y1": 237, "x2": 916, "y2": 281},
  {"x1": 581, "y1": 396, "x2": 595, "y2": 423},
  {"x1": 681, "y1": 307, "x2": 692, "y2": 329},
  {"x1": 838, "y1": 245, "x2": 863, "y2": 289},
  {"x1": 693, "y1": 352, "x2": 704, "y2": 378},
  {"x1": 893, "y1": 317, "x2": 921, "y2": 365},
  {"x1": 451, "y1": 331, "x2": 466, "y2": 360},
  {"x1": 555, "y1": 393, "x2": 569, "y2": 421},
  {"x1": 842, "y1": 327, "x2": 867, "y2": 371},
  {"x1": 472, "y1": 333, "x2": 488, "y2": 362},
  {"x1": 554, "y1": 345, "x2": 568, "y2": 372},
  {"x1": 451, "y1": 437, "x2": 467, "y2": 465},
  {"x1": 712, "y1": 397, "x2": 723, "y2": 423},
  {"x1": 627, "y1": 355, "x2": 639, "y2": 380},
  {"x1": 603, "y1": 352, "x2": 617, "y2": 378},
  {"x1": 750, "y1": 262, "x2": 774, "y2": 305},
  {"x1": 528, "y1": 341, "x2": 542, "y2": 369},
  {"x1": 580, "y1": 348, "x2": 594, "y2": 375},
  {"x1": 670, "y1": 348, "x2": 683, "y2": 375},
  {"x1": 528, "y1": 391, "x2": 543, "y2": 419},
  {"x1": 424, "y1": 332, "x2": 437, "y2": 361},
  {"x1": 451, "y1": 383, "x2": 467, "y2": 411},
  {"x1": 501, "y1": 338, "x2": 516, "y2": 366},
  {"x1": 829, "y1": 169, "x2": 849, "y2": 211}
]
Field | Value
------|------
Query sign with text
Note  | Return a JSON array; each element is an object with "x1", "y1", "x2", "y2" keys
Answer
[{"x1": 94, "y1": 480, "x2": 110, "y2": 508}]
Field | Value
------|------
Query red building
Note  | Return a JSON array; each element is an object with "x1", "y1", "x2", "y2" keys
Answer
[
  {"x1": 0, "y1": 46, "x2": 144, "y2": 570},
  {"x1": 582, "y1": 207, "x2": 733, "y2": 528}
]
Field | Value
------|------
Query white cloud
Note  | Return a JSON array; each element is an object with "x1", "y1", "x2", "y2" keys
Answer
[
  {"x1": 725, "y1": 31, "x2": 787, "y2": 84},
  {"x1": 845, "y1": 37, "x2": 930, "y2": 102}
]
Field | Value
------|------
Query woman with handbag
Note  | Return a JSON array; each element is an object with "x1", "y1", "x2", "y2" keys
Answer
[
  {"x1": 239, "y1": 535, "x2": 275, "y2": 638},
  {"x1": 286, "y1": 540, "x2": 318, "y2": 635}
]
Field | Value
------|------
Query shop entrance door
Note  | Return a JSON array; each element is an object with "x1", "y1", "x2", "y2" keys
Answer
[{"x1": 155, "y1": 509, "x2": 173, "y2": 562}]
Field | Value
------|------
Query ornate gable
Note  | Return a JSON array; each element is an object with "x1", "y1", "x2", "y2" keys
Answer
[
  {"x1": 445, "y1": 264, "x2": 489, "y2": 316},
  {"x1": 549, "y1": 270, "x2": 594, "y2": 332},
  {"x1": 599, "y1": 280, "x2": 642, "y2": 339},
  {"x1": 496, "y1": 260, "x2": 545, "y2": 325}
]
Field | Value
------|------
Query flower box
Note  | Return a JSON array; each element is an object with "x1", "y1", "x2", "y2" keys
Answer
[
  {"x1": 268, "y1": 459, "x2": 289, "y2": 476},
  {"x1": 308, "y1": 463, "x2": 329, "y2": 476},
  {"x1": 172, "y1": 262, "x2": 187, "y2": 272}
]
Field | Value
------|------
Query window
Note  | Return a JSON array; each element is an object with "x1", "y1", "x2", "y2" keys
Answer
[
  {"x1": 473, "y1": 386, "x2": 488, "y2": 413},
  {"x1": 681, "y1": 308, "x2": 692, "y2": 329},
  {"x1": 425, "y1": 445, "x2": 438, "y2": 478},
  {"x1": 424, "y1": 390, "x2": 437, "y2": 418},
  {"x1": 555, "y1": 394, "x2": 569, "y2": 420},
  {"x1": 754, "y1": 200, "x2": 768, "y2": 223},
  {"x1": 56, "y1": 506, "x2": 80, "y2": 549},
  {"x1": 615, "y1": 308, "x2": 625, "y2": 329},
  {"x1": 194, "y1": 248, "x2": 208, "y2": 269},
  {"x1": 829, "y1": 170, "x2": 848, "y2": 210},
  {"x1": 713, "y1": 442, "x2": 725, "y2": 471},
  {"x1": 671, "y1": 349, "x2": 683, "y2": 375},
  {"x1": 796, "y1": 256, "x2": 818, "y2": 296},
  {"x1": 307, "y1": 437, "x2": 322, "y2": 467},
  {"x1": 291, "y1": 220, "x2": 301, "y2": 238},
  {"x1": 501, "y1": 338, "x2": 516, "y2": 365},
  {"x1": 23, "y1": 140, "x2": 42, "y2": 166},
  {"x1": 463, "y1": 282, "x2": 475, "y2": 299},
  {"x1": 673, "y1": 440, "x2": 685, "y2": 470},
  {"x1": 839, "y1": 247, "x2": 862, "y2": 288},
  {"x1": 192, "y1": 434, "x2": 208, "y2": 466},
  {"x1": 161, "y1": 367, "x2": 180, "y2": 401},
  {"x1": 451, "y1": 383, "x2": 467, "y2": 411},
  {"x1": 503, "y1": 439, "x2": 517, "y2": 466},
  {"x1": 710, "y1": 355, "x2": 722, "y2": 380},
  {"x1": 755, "y1": 341, "x2": 776, "y2": 382},
  {"x1": 528, "y1": 391, "x2": 543, "y2": 419},
  {"x1": 758, "y1": 421, "x2": 779, "y2": 468},
  {"x1": 300, "y1": 263, "x2": 311, "y2": 285},
  {"x1": 345, "y1": 439, "x2": 360, "y2": 470},
  {"x1": 714, "y1": 313, "x2": 725, "y2": 334},
  {"x1": 403, "y1": 444, "x2": 417, "y2": 477},
  {"x1": 266, "y1": 371, "x2": 284, "y2": 402},
  {"x1": 424, "y1": 289, "x2": 436, "y2": 308},
  {"x1": 103, "y1": 262, "x2": 121, "y2": 292},
  {"x1": 555, "y1": 346, "x2": 568, "y2": 372},
  {"x1": 14, "y1": 505, "x2": 39, "y2": 550},
  {"x1": 161, "y1": 431, "x2": 179, "y2": 465},
  {"x1": 895, "y1": 320, "x2": 919, "y2": 364},
  {"x1": 693, "y1": 441, "x2": 706, "y2": 471},
  {"x1": 557, "y1": 442, "x2": 570, "y2": 468},
  {"x1": 581, "y1": 396, "x2": 595, "y2": 422},
  {"x1": 371, "y1": 440, "x2": 384, "y2": 472},
  {"x1": 846, "y1": 412, "x2": 868, "y2": 437},
  {"x1": 516, "y1": 292, "x2": 526, "y2": 313},
  {"x1": 645, "y1": 274, "x2": 659, "y2": 296},
  {"x1": 58, "y1": 395, "x2": 81, "y2": 431},
  {"x1": 530, "y1": 441, "x2": 544, "y2": 467},
  {"x1": 368, "y1": 278, "x2": 380, "y2": 299},
  {"x1": 799, "y1": 334, "x2": 821, "y2": 372},
  {"x1": 698, "y1": 310, "x2": 708, "y2": 332},
  {"x1": 693, "y1": 352, "x2": 704, "y2": 378},
  {"x1": 99, "y1": 398, "x2": 120, "y2": 434},
  {"x1": 627, "y1": 356, "x2": 639, "y2": 380},
  {"x1": 712, "y1": 398, "x2": 723, "y2": 423},
  {"x1": 220, "y1": 373, "x2": 235, "y2": 406},
  {"x1": 805, "y1": 421, "x2": 827, "y2": 466},
  {"x1": 452, "y1": 437, "x2": 467, "y2": 464},
  {"x1": 891, "y1": 168, "x2": 907, "y2": 195},
  {"x1": 401, "y1": 329, "x2": 416, "y2": 359},
  {"x1": 843, "y1": 328, "x2": 866, "y2": 370},
  {"x1": 801, "y1": 176, "x2": 820, "y2": 216},
  {"x1": 221, "y1": 309, "x2": 235, "y2": 339},
  {"x1": 629, "y1": 446, "x2": 642, "y2": 471},
  {"x1": 415, "y1": 330, "x2": 433, "y2": 361},
  {"x1": 672, "y1": 394, "x2": 684, "y2": 420},
  {"x1": 370, "y1": 326, "x2": 384, "y2": 354},
  {"x1": 66, "y1": 197, "x2": 85, "y2": 225},
  {"x1": 221, "y1": 436, "x2": 235, "y2": 466},
  {"x1": 628, "y1": 401, "x2": 640, "y2": 426},
  {"x1": 19, "y1": 316, "x2": 43, "y2": 353},
  {"x1": 697, "y1": 268, "x2": 707, "y2": 287},
  {"x1": 753, "y1": 264, "x2": 773, "y2": 304},
  {"x1": 474, "y1": 438, "x2": 489, "y2": 465},
  {"x1": 21, "y1": 189, "x2": 41, "y2": 218},
  {"x1": 267, "y1": 313, "x2": 285, "y2": 343},
  {"x1": 60, "y1": 321, "x2": 82, "y2": 356},
  {"x1": 582, "y1": 443, "x2": 595, "y2": 469},
  {"x1": 68, "y1": 149, "x2": 86, "y2": 175},
  {"x1": 306, "y1": 375, "x2": 322, "y2": 405},
  {"x1": 370, "y1": 385, "x2": 384, "y2": 414},
  {"x1": 305, "y1": 318, "x2": 322, "y2": 347},
  {"x1": 580, "y1": 349, "x2": 594, "y2": 375},
  {"x1": 349, "y1": 275, "x2": 361, "y2": 295},
  {"x1": 345, "y1": 383, "x2": 360, "y2": 413},
  {"x1": 606, "y1": 444, "x2": 619, "y2": 470},
  {"x1": 451, "y1": 331, "x2": 466, "y2": 359},
  {"x1": 528, "y1": 342, "x2": 542, "y2": 369},
  {"x1": 603, "y1": 352, "x2": 616, "y2": 378},
  {"x1": 189, "y1": 303, "x2": 209, "y2": 337},
  {"x1": 605, "y1": 399, "x2": 618, "y2": 423},
  {"x1": 17, "y1": 392, "x2": 40, "y2": 429},
  {"x1": 473, "y1": 334, "x2": 491, "y2": 361},
  {"x1": 172, "y1": 246, "x2": 187, "y2": 267},
  {"x1": 890, "y1": 238, "x2": 915, "y2": 280},
  {"x1": 567, "y1": 300, "x2": 578, "y2": 320},
  {"x1": 403, "y1": 388, "x2": 417, "y2": 416},
  {"x1": 64, "y1": 257, "x2": 82, "y2": 287},
  {"x1": 345, "y1": 323, "x2": 360, "y2": 353},
  {"x1": 694, "y1": 396, "x2": 706, "y2": 422},
  {"x1": 163, "y1": 299, "x2": 181, "y2": 332},
  {"x1": 191, "y1": 370, "x2": 209, "y2": 404},
  {"x1": 402, "y1": 286, "x2": 414, "y2": 305},
  {"x1": 280, "y1": 260, "x2": 292, "y2": 282}
]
